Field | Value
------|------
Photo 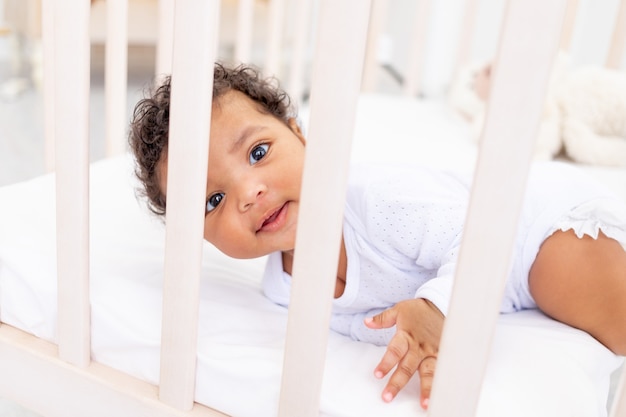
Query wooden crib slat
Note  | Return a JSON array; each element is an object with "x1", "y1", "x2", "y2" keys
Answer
[
  {"x1": 42, "y1": 0, "x2": 55, "y2": 172},
  {"x1": 156, "y1": 0, "x2": 175, "y2": 80},
  {"x1": 235, "y1": 0, "x2": 254, "y2": 64},
  {"x1": 286, "y1": 0, "x2": 314, "y2": 104},
  {"x1": 606, "y1": 0, "x2": 626, "y2": 68},
  {"x1": 54, "y1": 0, "x2": 92, "y2": 368},
  {"x1": 454, "y1": 0, "x2": 479, "y2": 69},
  {"x1": 402, "y1": 0, "x2": 432, "y2": 96},
  {"x1": 105, "y1": 0, "x2": 129, "y2": 156},
  {"x1": 361, "y1": 0, "x2": 388, "y2": 92},
  {"x1": 264, "y1": 0, "x2": 285, "y2": 77},
  {"x1": 277, "y1": 1, "x2": 372, "y2": 416},
  {"x1": 610, "y1": 363, "x2": 626, "y2": 417},
  {"x1": 559, "y1": 0, "x2": 579, "y2": 51},
  {"x1": 159, "y1": 0, "x2": 220, "y2": 410},
  {"x1": 428, "y1": 1, "x2": 567, "y2": 416}
]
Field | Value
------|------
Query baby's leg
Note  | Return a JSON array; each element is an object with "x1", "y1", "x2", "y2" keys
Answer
[{"x1": 529, "y1": 230, "x2": 626, "y2": 355}]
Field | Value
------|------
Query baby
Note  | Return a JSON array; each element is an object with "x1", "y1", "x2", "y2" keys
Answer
[{"x1": 129, "y1": 63, "x2": 626, "y2": 410}]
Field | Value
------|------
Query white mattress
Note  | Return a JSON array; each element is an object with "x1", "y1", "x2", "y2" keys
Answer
[{"x1": 0, "y1": 94, "x2": 623, "y2": 417}]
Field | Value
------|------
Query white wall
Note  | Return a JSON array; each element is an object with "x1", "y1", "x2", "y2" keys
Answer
[
  {"x1": 384, "y1": 0, "x2": 625, "y2": 97},
  {"x1": 0, "y1": 0, "x2": 623, "y2": 93},
  {"x1": 570, "y1": 0, "x2": 625, "y2": 67}
]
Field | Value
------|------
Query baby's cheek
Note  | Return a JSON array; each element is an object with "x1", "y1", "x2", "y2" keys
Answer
[
  {"x1": 202, "y1": 224, "x2": 219, "y2": 247},
  {"x1": 205, "y1": 228, "x2": 240, "y2": 258}
]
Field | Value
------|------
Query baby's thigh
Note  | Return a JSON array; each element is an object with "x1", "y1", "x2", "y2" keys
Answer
[{"x1": 528, "y1": 230, "x2": 626, "y2": 354}]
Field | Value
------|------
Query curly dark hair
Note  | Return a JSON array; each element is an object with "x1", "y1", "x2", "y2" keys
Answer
[{"x1": 128, "y1": 63, "x2": 294, "y2": 216}]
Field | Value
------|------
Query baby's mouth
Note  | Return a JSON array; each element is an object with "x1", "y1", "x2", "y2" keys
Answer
[{"x1": 257, "y1": 203, "x2": 288, "y2": 232}]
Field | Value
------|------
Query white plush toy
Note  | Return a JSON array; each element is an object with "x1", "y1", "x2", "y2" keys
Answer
[
  {"x1": 449, "y1": 53, "x2": 626, "y2": 167},
  {"x1": 559, "y1": 66, "x2": 626, "y2": 166}
]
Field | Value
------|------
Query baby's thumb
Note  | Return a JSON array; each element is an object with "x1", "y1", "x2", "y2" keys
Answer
[{"x1": 364, "y1": 307, "x2": 398, "y2": 329}]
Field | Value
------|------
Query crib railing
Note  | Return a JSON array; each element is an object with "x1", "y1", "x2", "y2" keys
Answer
[
  {"x1": 51, "y1": 0, "x2": 91, "y2": 368},
  {"x1": 159, "y1": 0, "x2": 220, "y2": 409},
  {"x1": 1, "y1": 0, "x2": 625, "y2": 416},
  {"x1": 607, "y1": 0, "x2": 626, "y2": 69},
  {"x1": 431, "y1": 1, "x2": 565, "y2": 413},
  {"x1": 276, "y1": 1, "x2": 371, "y2": 414}
]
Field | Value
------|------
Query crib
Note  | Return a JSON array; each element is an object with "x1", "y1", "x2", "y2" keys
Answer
[{"x1": 0, "y1": 0, "x2": 625, "y2": 416}]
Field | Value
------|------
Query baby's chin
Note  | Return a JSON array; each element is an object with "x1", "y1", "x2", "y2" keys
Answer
[
  {"x1": 211, "y1": 243, "x2": 275, "y2": 260},
  {"x1": 205, "y1": 235, "x2": 295, "y2": 260}
]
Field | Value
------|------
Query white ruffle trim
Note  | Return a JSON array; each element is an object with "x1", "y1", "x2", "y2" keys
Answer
[{"x1": 549, "y1": 198, "x2": 626, "y2": 250}]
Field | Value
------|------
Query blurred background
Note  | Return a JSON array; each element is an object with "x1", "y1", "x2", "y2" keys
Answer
[{"x1": 0, "y1": 0, "x2": 623, "y2": 188}]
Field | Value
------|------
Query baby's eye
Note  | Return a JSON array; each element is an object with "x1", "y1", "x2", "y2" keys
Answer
[
  {"x1": 206, "y1": 192, "x2": 224, "y2": 213},
  {"x1": 249, "y1": 143, "x2": 269, "y2": 164}
]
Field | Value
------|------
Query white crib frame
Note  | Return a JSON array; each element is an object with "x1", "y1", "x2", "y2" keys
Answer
[{"x1": 0, "y1": 0, "x2": 625, "y2": 416}]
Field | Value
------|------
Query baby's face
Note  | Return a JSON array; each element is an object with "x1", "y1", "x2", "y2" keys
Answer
[{"x1": 161, "y1": 90, "x2": 306, "y2": 259}]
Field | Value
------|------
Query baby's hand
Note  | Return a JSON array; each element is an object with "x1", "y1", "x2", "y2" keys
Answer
[{"x1": 364, "y1": 298, "x2": 444, "y2": 409}]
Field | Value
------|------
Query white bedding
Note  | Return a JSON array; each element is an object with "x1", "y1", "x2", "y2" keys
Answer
[{"x1": 0, "y1": 94, "x2": 623, "y2": 417}]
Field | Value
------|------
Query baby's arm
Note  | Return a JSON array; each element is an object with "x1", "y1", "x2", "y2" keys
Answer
[
  {"x1": 363, "y1": 240, "x2": 458, "y2": 408},
  {"x1": 364, "y1": 298, "x2": 444, "y2": 409}
]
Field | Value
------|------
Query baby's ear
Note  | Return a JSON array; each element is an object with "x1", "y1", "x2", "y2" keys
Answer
[{"x1": 287, "y1": 118, "x2": 306, "y2": 145}]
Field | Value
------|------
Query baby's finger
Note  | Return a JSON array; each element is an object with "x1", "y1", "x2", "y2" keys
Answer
[
  {"x1": 374, "y1": 333, "x2": 408, "y2": 380},
  {"x1": 418, "y1": 355, "x2": 437, "y2": 409},
  {"x1": 364, "y1": 307, "x2": 398, "y2": 330},
  {"x1": 381, "y1": 347, "x2": 421, "y2": 403}
]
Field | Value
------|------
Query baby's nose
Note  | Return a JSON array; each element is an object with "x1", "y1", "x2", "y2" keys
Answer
[{"x1": 238, "y1": 180, "x2": 267, "y2": 212}]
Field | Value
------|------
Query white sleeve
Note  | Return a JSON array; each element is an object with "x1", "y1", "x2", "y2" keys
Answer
[
  {"x1": 415, "y1": 219, "x2": 462, "y2": 316},
  {"x1": 413, "y1": 242, "x2": 460, "y2": 316},
  {"x1": 330, "y1": 308, "x2": 396, "y2": 346},
  {"x1": 355, "y1": 165, "x2": 469, "y2": 317},
  {"x1": 261, "y1": 251, "x2": 291, "y2": 308}
]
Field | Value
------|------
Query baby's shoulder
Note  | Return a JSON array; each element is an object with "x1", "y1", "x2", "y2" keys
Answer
[
  {"x1": 346, "y1": 162, "x2": 471, "y2": 202},
  {"x1": 344, "y1": 163, "x2": 470, "y2": 233}
]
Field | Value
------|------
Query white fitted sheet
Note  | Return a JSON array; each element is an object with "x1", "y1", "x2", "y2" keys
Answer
[{"x1": 0, "y1": 94, "x2": 624, "y2": 417}]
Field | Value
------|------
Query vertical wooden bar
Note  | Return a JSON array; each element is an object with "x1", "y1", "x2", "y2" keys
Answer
[
  {"x1": 54, "y1": 0, "x2": 92, "y2": 367},
  {"x1": 361, "y1": 0, "x2": 388, "y2": 92},
  {"x1": 286, "y1": 0, "x2": 313, "y2": 103},
  {"x1": 606, "y1": 0, "x2": 626, "y2": 68},
  {"x1": 402, "y1": 0, "x2": 432, "y2": 96},
  {"x1": 559, "y1": 0, "x2": 579, "y2": 51},
  {"x1": 159, "y1": 0, "x2": 220, "y2": 410},
  {"x1": 277, "y1": 1, "x2": 372, "y2": 416},
  {"x1": 610, "y1": 364, "x2": 626, "y2": 417},
  {"x1": 428, "y1": 1, "x2": 567, "y2": 416},
  {"x1": 454, "y1": 0, "x2": 479, "y2": 69},
  {"x1": 156, "y1": 0, "x2": 175, "y2": 80},
  {"x1": 42, "y1": 0, "x2": 55, "y2": 172},
  {"x1": 264, "y1": 0, "x2": 285, "y2": 77},
  {"x1": 235, "y1": 0, "x2": 254, "y2": 64},
  {"x1": 105, "y1": 0, "x2": 128, "y2": 156}
]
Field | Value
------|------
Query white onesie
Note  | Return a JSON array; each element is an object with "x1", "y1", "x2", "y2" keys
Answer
[{"x1": 262, "y1": 162, "x2": 626, "y2": 346}]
